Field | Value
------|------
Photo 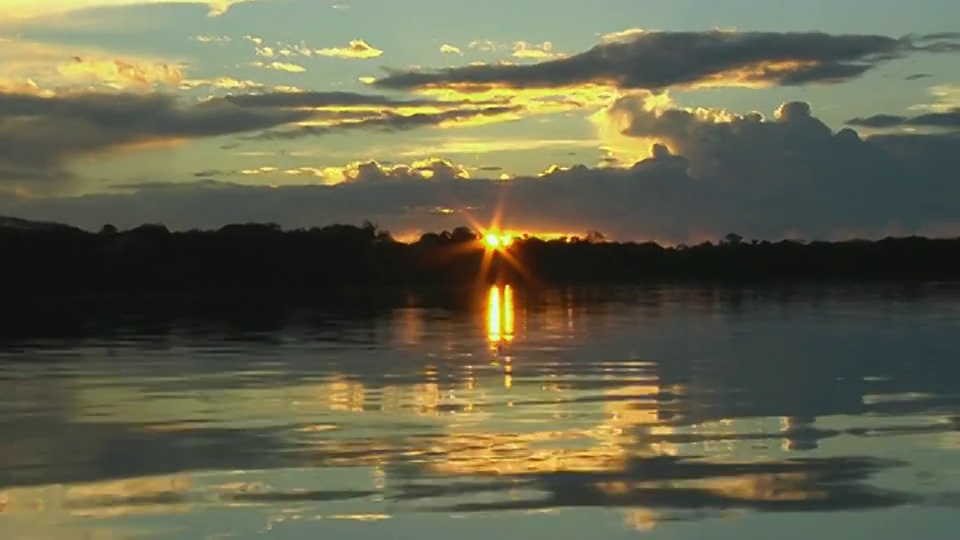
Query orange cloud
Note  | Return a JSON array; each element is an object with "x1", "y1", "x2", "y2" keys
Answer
[{"x1": 315, "y1": 39, "x2": 383, "y2": 59}]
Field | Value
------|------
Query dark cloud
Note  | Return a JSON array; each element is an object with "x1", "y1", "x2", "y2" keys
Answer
[
  {"x1": 0, "y1": 90, "x2": 514, "y2": 186},
  {"x1": 4, "y1": 100, "x2": 957, "y2": 242},
  {"x1": 847, "y1": 109, "x2": 960, "y2": 129},
  {"x1": 221, "y1": 91, "x2": 490, "y2": 109},
  {"x1": 0, "y1": 91, "x2": 309, "y2": 187},
  {"x1": 374, "y1": 31, "x2": 960, "y2": 92},
  {"x1": 252, "y1": 105, "x2": 521, "y2": 140},
  {"x1": 904, "y1": 73, "x2": 932, "y2": 81}
]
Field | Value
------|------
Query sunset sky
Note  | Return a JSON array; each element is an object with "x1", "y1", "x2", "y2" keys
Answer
[{"x1": 0, "y1": 0, "x2": 957, "y2": 241}]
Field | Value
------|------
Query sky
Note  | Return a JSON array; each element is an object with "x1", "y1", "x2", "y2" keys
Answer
[{"x1": 0, "y1": 0, "x2": 958, "y2": 242}]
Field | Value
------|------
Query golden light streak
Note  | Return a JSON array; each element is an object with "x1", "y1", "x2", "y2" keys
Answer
[
  {"x1": 503, "y1": 284, "x2": 515, "y2": 341},
  {"x1": 487, "y1": 285, "x2": 501, "y2": 341},
  {"x1": 487, "y1": 284, "x2": 515, "y2": 345}
]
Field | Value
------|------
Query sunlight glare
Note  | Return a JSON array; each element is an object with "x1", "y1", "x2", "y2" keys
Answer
[
  {"x1": 487, "y1": 284, "x2": 515, "y2": 344},
  {"x1": 483, "y1": 232, "x2": 513, "y2": 250}
]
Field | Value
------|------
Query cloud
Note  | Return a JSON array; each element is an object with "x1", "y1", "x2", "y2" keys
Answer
[
  {"x1": 441, "y1": 44, "x2": 463, "y2": 55},
  {"x1": 0, "y1": 0, "x2": 258, "y2": 21},
  {"x1": 911, "y1": 83, "x2": 960, "y2": 113},
  {"x1": 252, "y1": 61, "x2": 307, "y2": 73},
  {"x1": 0, "y1": 38, "x2": 185, "y2": 93},
  {"x1": 0, "y1": 89, "x2": 521, "y2": 188},
  {"x1": 5, "y1": 101, "x2": 957, "y2": 241},
  {"x1": 179, "y1": 76, "x2": 295, "y2": 93},
  {"x1": 321, "y1": 158, "x2": 472, "y2": 183},
  {"x1": 255, "y1": 46, "x2": 277, "y2": 58},
  {"x1": 468, "y1": 40, "x2": 501, "y2": 52},
  {"x1": 0, "y1": 91, "x2": 312, "y2": 187},
  {"x1": 193, "y1": 35, "x2": 231, "y2": 43},
  {"x1": 315, "y1": 39, "x2": 383, "y2": 59},
  {"x1": 375, "y1": 30, "x2": 960, "y2": 93},
  {"x1": 847, "y1": 109, "x2": 960, "y2": 129},
  {"x1": 512, "y1": 41, "x2": 563, "y2": 60},
  {"x1": 219, "y1": 91, "x2": 487, "y2": 109},
  {"x1": 252, "y1": 104, "x2": 522, "y2": 140}
]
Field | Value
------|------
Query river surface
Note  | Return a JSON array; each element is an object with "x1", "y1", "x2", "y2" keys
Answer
[{"x1": 1, "y1": 283, "x2": 959, "y2": 539}]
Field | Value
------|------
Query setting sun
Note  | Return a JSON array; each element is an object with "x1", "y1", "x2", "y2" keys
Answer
[{"x1": 484, "y1": 232, "x2": 513, "y2": 250}]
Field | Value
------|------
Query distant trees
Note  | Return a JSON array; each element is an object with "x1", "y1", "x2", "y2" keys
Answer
[{"x1": 0, "y1": 219, "x2": 957, "y2": 299}]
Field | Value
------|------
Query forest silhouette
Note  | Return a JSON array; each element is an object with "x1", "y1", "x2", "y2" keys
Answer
[{"x1": 1, "y1": 218, "x2": 958, "y2": 299}]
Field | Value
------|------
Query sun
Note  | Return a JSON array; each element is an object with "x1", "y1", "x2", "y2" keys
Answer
[{"x1": 484, "y1": 231, "x2": 513, "y2": 250}]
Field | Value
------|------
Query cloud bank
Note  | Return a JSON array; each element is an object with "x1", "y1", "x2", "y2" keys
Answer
[
  {"x1": 0, "y1": 90, "x2": 517, "y2": 186},
  {"x1": 847, "y1": 109, "x2": 960, "y2": 129},
  {"x1": 3, "y1": 100, "x2": 957, "y2": 242},
  {"x1": 375, "y1": 31, "x2": 960, "y2": 92}
]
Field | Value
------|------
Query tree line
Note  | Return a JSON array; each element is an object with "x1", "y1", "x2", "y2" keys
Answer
[{"x1": 1, "y1": 220, "x2": 958, "y2": 299}]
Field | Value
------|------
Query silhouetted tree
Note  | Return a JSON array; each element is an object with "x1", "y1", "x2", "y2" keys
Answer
[
  {"x1": 451, "y1": 226, "x2": 478, "y2": 243},
  {"x1": 724, "y1": 233, "x2": 744, "y2": 245}
]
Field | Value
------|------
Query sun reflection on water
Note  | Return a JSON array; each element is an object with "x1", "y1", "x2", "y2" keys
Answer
[{"x1": 487, "y1": 284, "x2": 515, "y2": 347}]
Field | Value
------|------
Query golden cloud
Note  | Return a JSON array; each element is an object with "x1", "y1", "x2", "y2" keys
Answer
[
  {"x1": 255, "y1": 46, "x2": 276, "y2": 58},
  {"x1": 0, "y1": 38, "x2": 185, "y2": 93},
  {"x1": 600, "y1": 27, "x2": 654, "y2": 43},
  {"x1": 179, "y1": 76, "x2": 262, "y2": 91},
  {"x1": 315, "y1": 39, "x2": 383, "y2": 59},
  {"x1": 0, "y1": 0, "x2": 258, "y2": 22},
  {"x1": 440, "y1": 44, "x2": 463, "y2": 55},
  {"x1": 512, "y1": 41, "x2": 564, "y2": 60},
  {"x1": 252, "y1": 61, "x2": 307, "y2": 73},
  {"x1": 321, "y1": 158, "x2": 471, "y2": 184},
  {"x1": 59, "y1": 57, "x2": 185, "y2": 90},
  {"x1": 406, "y1": 83, "x2": 618, "y2": 116}
]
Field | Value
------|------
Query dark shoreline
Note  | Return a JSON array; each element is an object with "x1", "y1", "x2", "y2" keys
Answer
[{"x1": 2, "y1": 221, "x2": 959, "y2": 302}]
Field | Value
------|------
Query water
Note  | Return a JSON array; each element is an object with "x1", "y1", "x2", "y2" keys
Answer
[{"x1": 1, "y1": 283, "x2": 959, "y2": 539}]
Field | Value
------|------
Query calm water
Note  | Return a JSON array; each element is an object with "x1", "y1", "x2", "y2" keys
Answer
[{"x1": 1, "y1": 284, "x2": 959, "y2": 539}]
